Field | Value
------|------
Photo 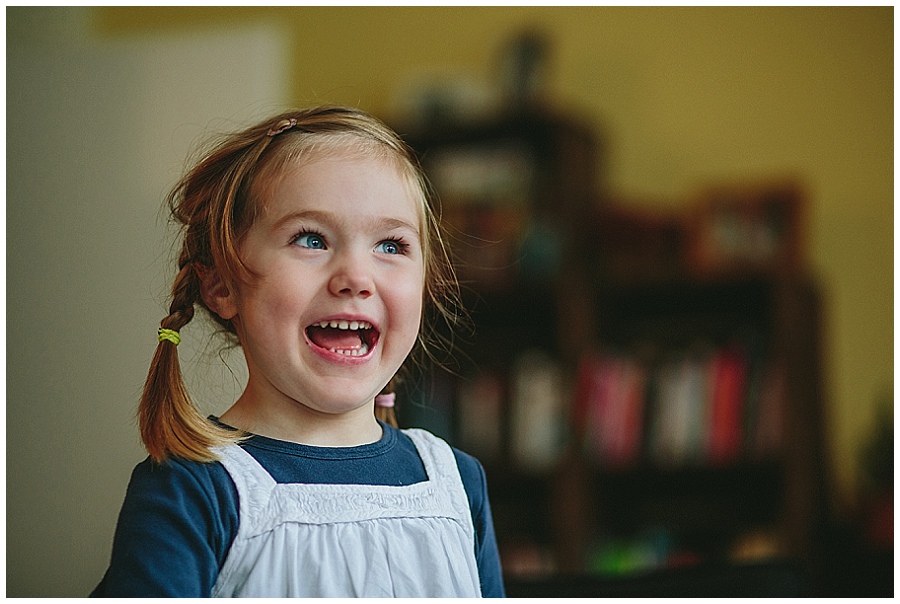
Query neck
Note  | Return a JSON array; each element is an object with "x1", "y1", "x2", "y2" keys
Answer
[{"x1": 220, "y1": 389, "x2": 383, "y2": 447}]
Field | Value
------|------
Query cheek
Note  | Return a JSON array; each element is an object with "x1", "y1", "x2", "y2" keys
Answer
[
  {"x1": 389, "y1": 280, "x2": 425, "y2": 338},
  {"x1": 236, "y1": 279, "x2": 306, "y2": 329}
]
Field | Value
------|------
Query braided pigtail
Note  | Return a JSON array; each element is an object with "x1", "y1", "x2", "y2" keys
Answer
[
  {"x1": 139, "y1": 248, "x2": 242, "y2": 463},
  {"x1": 135, "y1": 114, "x2": 279, "y2": 463}
]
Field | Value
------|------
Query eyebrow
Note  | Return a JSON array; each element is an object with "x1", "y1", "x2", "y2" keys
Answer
[{"x1": 270, "y1": 209, "x2": 420, "y2": 236}]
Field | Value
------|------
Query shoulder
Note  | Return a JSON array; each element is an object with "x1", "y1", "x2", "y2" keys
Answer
[
  {"x1": 448, "y1": 445, "x2": 484, "y2": 478},
  {"x1": 92, "y1": 454, "x2": 239, "y2": 596},
  {"x1": 122, "y1": 454, "x2": 240, "y2": 544},
  {"x1": 399, "y1": 428, "x2": 488, "y2": 511},
  {"x1": 126, "y1": 452, "x2": 235, "y2": 501},
  {"x1": 399, "y1": 428, "x2": 484, "y2": 475},
  {"x1": 450, "y1": 446, "x2": 488, "y2": 502}
]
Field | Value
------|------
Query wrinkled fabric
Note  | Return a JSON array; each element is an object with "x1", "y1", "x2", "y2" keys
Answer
[{"x1": 212, "y1": 429, "x2": 482, "y2": 597}]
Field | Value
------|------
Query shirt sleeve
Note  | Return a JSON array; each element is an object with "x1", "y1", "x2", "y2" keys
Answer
[
  {"x1": 453, "y1": 448, "x2": 506, "y2": 597},
  {"x1": 90, "y1": 456, "x2": 239, "y2": 597}
]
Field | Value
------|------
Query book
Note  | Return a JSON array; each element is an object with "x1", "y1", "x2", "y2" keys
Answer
[
  {"x1": 707, "y1": 344, "x2": 749, "y2": 464},
  {"x1": 575, "y1": 351, "x2": 646, "y2": 468},
  {"x1": 457, "y1": 372, "x2": 504, "y2": 461},
  {"x1": 509, "y1": 350, "x2": 567, "y2": 471},
  {"x1": 650, "y1": 353, "x2": 710, "y2": 467}
]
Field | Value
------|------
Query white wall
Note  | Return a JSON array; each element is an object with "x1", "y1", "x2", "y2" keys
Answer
[{"x1": 7, "y1": 7, "x2": 289, "y2": 595}]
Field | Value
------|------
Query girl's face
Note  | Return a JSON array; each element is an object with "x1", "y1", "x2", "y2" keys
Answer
[{"x1": 215, "y1": 150, "x2": 425, "y2": 422}]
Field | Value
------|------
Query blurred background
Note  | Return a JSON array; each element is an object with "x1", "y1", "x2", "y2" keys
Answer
[{"x1": 6, "y1": 6, "x2": 892, "y2": 597}]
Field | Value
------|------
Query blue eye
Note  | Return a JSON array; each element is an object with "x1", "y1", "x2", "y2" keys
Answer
[
  {"x1": 292, "y1": 232, "x2": 326, "y2": 250},
  {"x1": 376, "y1": 240, "x2": 406, "y2": 255}
]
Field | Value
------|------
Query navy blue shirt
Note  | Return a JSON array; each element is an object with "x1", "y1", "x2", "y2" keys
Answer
[{"x1": 92, "y1": 421, "x2": 505, "y2": 597}]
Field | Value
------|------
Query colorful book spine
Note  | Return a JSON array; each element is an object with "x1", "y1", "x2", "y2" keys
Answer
[{"x1": 573, "y1": 338, "x2": 780, "y2": 469}]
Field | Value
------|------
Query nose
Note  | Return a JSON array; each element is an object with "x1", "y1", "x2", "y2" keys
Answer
[{"x1": 328, "y1": 251, "x2": 375, "y2": 298}]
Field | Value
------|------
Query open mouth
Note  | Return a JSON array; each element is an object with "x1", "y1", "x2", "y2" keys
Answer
[{"x1": 306, "y1": 319, "x2": 378, "y2": 358}]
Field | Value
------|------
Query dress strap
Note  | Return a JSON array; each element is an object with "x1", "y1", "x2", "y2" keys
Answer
[
  {"x1": 214, "y1": 446, "x2": 277, "y2": 533},
  {"x1": 401, "y1": 429, "x2": 475, "y2": 540}
]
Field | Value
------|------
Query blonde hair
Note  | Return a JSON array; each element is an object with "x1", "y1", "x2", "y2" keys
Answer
[{"x1": 140, "y1": 106, "x2": 461, "y2": 463}]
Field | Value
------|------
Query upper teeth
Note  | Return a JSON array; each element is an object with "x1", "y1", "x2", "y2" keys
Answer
[{"x1": 315, "y1": 320, "x2": 372, "y2": 331}]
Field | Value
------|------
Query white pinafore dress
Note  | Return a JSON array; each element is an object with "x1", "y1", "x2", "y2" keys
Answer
[{"x1": 210, "y1": 428, "x2": 482, "y2": 597}]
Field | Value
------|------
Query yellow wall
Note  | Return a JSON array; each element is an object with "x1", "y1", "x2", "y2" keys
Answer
[{"x1": 95, "y1": 6, "x2": 892, "y2": 506}]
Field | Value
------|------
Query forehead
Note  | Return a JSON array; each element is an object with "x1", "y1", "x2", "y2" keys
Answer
[{"x1": 260, "y1": 149, "x2": 423, "y2": 226}]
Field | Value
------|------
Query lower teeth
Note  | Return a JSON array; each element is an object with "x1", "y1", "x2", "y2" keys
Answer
[{"x1": 329, "y1": 343, "x2": 369, "y2": 357}]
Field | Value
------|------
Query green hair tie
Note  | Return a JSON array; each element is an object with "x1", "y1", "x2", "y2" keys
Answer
[{"x1": 157, "y1": 328, "x2": 181, "y2": 346}]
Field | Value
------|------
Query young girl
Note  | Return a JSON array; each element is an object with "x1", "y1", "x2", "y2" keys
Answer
[{"x1": 92, "y1": 106, "x2": 505, "y2": 597}]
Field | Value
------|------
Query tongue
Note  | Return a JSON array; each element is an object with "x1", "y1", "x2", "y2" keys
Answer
[{"x1": 308, "y1": 326, "x2": 363, "y2": 351}]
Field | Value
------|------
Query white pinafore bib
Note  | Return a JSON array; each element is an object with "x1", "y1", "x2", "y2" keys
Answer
[{"x1": 211, "y1": 428, "x2": 482, "y2": 597}]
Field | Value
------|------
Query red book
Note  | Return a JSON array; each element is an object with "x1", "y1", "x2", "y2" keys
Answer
[
  {"x1": 614, "y1": 359, "x2": 646, "y2": 467},
  {"x1": 707, "y1": 346, "x2": 748, "y2": 464}
]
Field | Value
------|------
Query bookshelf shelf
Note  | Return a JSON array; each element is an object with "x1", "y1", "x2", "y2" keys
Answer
[{"x1": 587, "y1": 461, "x2": 786, "y2": 553}]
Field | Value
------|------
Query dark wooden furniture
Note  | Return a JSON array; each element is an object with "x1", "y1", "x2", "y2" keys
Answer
[{"x1": 394, "y1": 111, "x2": 829, "y2": 591}]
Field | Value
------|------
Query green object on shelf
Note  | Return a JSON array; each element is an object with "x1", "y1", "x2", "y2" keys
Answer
[{"x1": 589, "y1": 529, "x2": 675, "y2": 576}]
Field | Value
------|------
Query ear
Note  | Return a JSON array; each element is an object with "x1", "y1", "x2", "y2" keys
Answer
[{"x1": 194, "y1": 263, "x2": 238, "y2": 321}]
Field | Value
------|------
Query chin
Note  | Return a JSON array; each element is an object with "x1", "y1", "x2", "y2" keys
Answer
[{"x1": 302, "y1": 384, "x2": 381, "y2": 414}]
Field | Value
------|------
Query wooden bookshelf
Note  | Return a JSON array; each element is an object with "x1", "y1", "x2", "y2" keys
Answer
[{"x1": 394, "y1": 112, "x2": 829, "y2": 586}]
